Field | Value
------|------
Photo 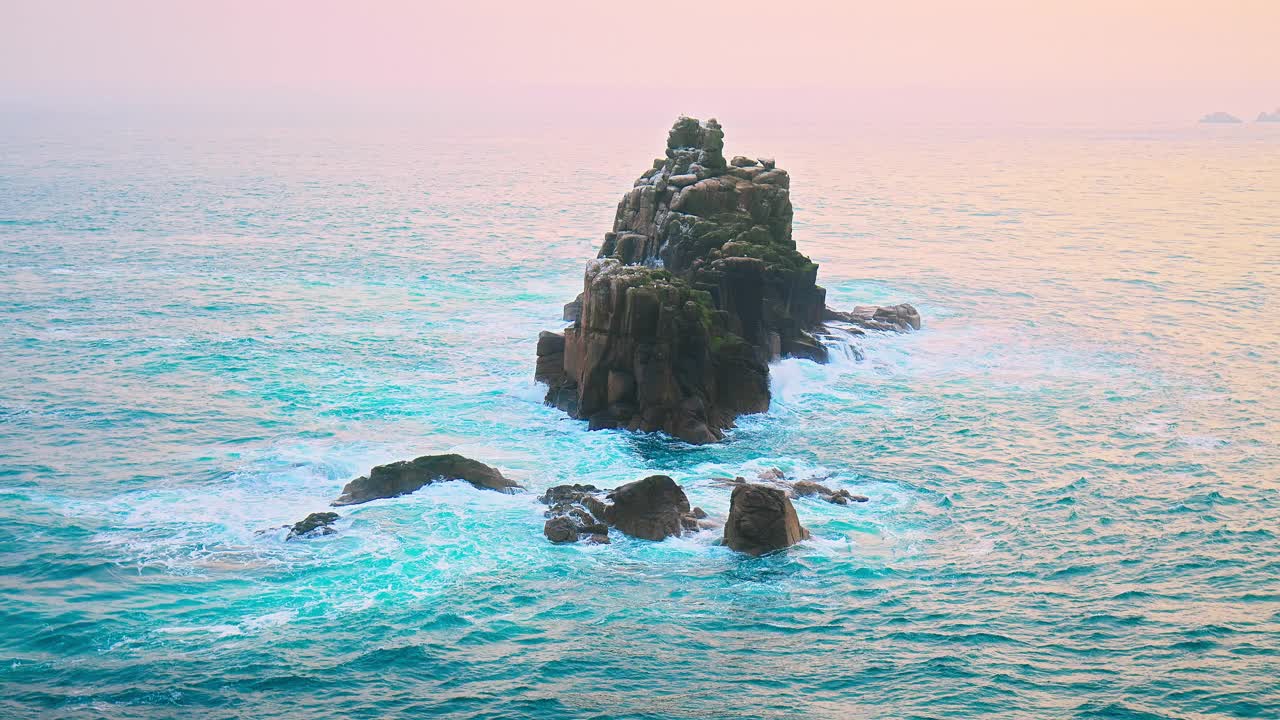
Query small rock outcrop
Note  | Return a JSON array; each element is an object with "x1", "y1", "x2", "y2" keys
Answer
[
  {"x1": 1258, "y1": 109, "x2": 1280, "y2": 123},
  {"x1": 541, "y1": 483, "x2": 611, "y2": 544},
  {"x1": 286, "y1": 511, "x2": 339, "y2": 539},
  {"x1": 723, "y1": 483, "x2": 810, "y2": 556},
  {"x1": 715, "y1": 468, "x2": 869, "y2": 506},
  {"x1": 1200, "y1": 112, "x2": 1243, "y2": 124},
  {"x1": 606, "y1": 474, "x2": 697, "y2": 541},
  {"x1": 536, "y1": 117, "x2": 919, "y2": 444},
  {"x1": 538, "y1": 475, "x2": 703, "y2": 543},
  {"x1": 791, "y1": 480, "x2": 868, "y2": 505},
  {"x1": 543, "y1": 515, "x2": 582, "y2": 544},
  {"x1": 824, "y1": 304, "x2": 921, "y2": 333},
  {"x1": 333, "y1": 454, "x2": 521, "y2": 506}
]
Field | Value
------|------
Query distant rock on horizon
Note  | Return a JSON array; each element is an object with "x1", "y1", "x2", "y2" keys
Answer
[
  {"x1": 1199, "y1": 112, "x2": 1243, "y2": 124},
  {"x1": 1257, "y1": 109, "x2": 1280, "y2": 123}
]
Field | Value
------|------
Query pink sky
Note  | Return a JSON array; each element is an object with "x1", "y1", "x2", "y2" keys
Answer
[{"x1": 2, "y1": 0, "x2": 1277, "y2": 123}]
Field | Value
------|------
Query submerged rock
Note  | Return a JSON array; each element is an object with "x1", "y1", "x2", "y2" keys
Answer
[
  {"x1": 757, "y1": 467, "x2": 787, "y2": 483},
  {"x1": 536, "y1": 117, "x2": 919, "y2": 444},
  {"x1": 287, "y1": 511, "x2": 339, "y2": 539},
  {"x1": 750, "y1": 468, "x2": 868, "y2": 506},
  {"x1": 333, "y1": 454, "x2": 520, "y2": 506},
  {"x1": 723, "y1": 483, "x2": 810, "y2": 556},
  {"x1": 791, "y1": 480, "x2": 868, "y2": 505}
]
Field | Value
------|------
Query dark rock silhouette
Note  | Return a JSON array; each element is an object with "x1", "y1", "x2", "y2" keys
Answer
[
  {"x1": 333, "y1": 454, "x2": 521, "y2": 506},
  {"x1": 723, "y1": 483, "x2": 810, "y2": 555},
  {"x1": 605, "y1": 474, "x2": 694, "y2": 541},
  {"x1": 540, "y1": 483, "x2": 604, "y2": 506},
  {"x1": 538, "y1": 475, "x2": 702, "y2": 543},
  {"x1": 538, "y1": 260, "x2": 770, "y2": 443},
  {"x1": 540, "y1": 483, "x2": 612, "y2": 544},
  {"x1": 543, "y1": 515, "x2": 581, "y2": 544},
  {"x1": 536, "y1": 117, "x2": 919, "y2": 443},
  {"x1": 286, "y1": 511, "x2": 339, "y2": 539}
]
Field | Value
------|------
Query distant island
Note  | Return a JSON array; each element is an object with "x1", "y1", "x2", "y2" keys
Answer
[
  {"x1": 1258, "y1": 109, "x2": 1280, "y2": 123},
  {"x1": 1200, "y1": 112, "x2": 1243, "y2": 124}
]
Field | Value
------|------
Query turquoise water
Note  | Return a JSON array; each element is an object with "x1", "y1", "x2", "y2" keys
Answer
[{"x1": 1, "y1": 121, "x2": 1278, "y2": 719}]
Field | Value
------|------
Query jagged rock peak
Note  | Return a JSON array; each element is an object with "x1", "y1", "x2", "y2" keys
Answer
[
  {"x1": 666, "y1": 116, "x2": 726, "y2": 171},
  {"x1": 607, "y1": 116, "x2": 802, "y2": 278},
  {"x1": 535, "y1": 117, "x2": 921, "y2": 445}
]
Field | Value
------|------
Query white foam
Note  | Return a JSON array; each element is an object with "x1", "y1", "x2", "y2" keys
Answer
[
  {"x1": 1179, "y1": 435, "x2": 1226, "y2": 449},
  {"x1": 156, "y1": 624, "x2": 243, "y2": 638},
  {"x1": 241, "y1": 609, "x2": 297, "y2": 632}
]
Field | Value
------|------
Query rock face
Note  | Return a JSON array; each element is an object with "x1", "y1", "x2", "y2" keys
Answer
[
  {"x1": 333, "y1": 454, "x2": 520, "y2": 506},
  {"x1": 538, "y1": 475, "x2": 703, "y2": 543},
  {"x1": 537, "y1": 117, "x2": 919, "y2": 444},
  {"x1": 605, "y1": 475, "x2": 695, "y2": 541},
  {"x1": 287, "y1": 511, "x2": 339, "y2": 539},
  {"x1": 723, "y1": 483, "x2": 810, "y2": 556},
  {"x1": 541, "y1": 483, "x2": 611, "y2": 544},
  {"x1": 537, "y1": 258, "x2": 771, "y2": 444},
  {"x1": 543, "y1": 515, "x2": 582, "y2": 544}
]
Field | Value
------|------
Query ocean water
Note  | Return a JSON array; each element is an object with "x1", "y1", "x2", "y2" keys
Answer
[{"x1": 1, "y1": 120, "x2": 1278, "y2": 719}]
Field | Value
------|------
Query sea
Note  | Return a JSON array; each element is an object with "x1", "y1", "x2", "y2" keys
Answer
[{"x1": 1, "y1": 116, "x2": 1277, "y2": 719}]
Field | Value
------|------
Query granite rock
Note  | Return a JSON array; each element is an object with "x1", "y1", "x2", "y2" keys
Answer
[
  {"x1": 333, "y1": 454, "x2": 520, "y2": 506},
  {"x1": 723, "y1": 483, "x2": 810, "y2": 556},
  {"x1": 536, "y1": 117, "x2": 919, "y2": 443},
  {"x1": 286, "y1": 512, "x2": 339, "y2": 539}
]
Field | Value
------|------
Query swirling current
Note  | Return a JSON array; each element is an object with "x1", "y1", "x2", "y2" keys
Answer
[{"x1": 1, "y1": 121, "x2": 1278, "y2": 719}]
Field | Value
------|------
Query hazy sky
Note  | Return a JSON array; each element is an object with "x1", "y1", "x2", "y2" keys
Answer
[{"x1": 2, "y1": 0, "x2": 1277, "y2": 124}]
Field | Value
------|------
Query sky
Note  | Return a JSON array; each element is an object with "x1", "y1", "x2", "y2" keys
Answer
[{"x1": 2, "y1": 0, "x2": 1278, "y2": 125}]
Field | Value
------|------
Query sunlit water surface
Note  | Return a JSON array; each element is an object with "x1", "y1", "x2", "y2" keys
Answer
[{"x1": 1, "y1": 121, "x2": 1278, "y2": 719}]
